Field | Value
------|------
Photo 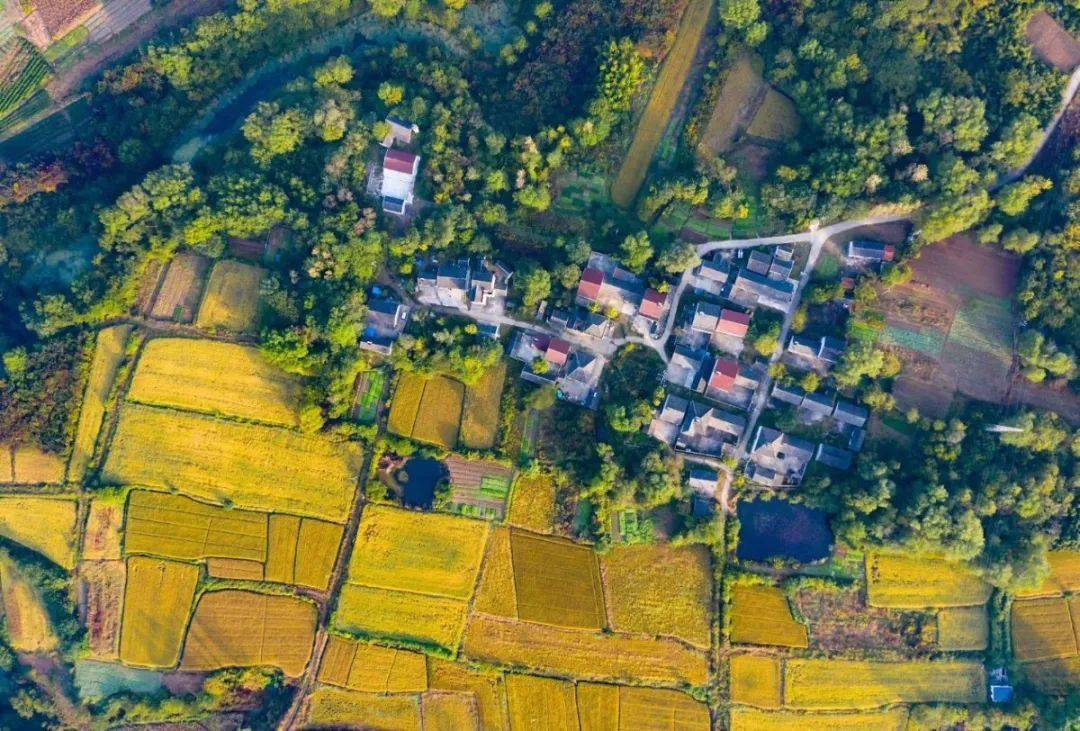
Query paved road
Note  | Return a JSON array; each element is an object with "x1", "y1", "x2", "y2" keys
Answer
[{"x1": 1000, "y1": 63, "x2": 1080, "y2": 187}]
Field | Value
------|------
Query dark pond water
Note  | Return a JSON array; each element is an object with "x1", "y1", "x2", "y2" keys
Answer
[
  {"x1": 737, "y1": 498, "x2": 833, "y2": 563},
  {"x1": 398, "y1": 457, "x2": 448, "y2": 510}
]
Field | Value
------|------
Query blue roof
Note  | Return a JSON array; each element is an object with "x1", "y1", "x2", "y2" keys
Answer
[{"x1": 990, "y1": 685, "x2": 1013, "y2": 703}]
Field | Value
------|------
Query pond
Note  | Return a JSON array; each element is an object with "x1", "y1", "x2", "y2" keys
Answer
[
  {"x1": 397, "y1": 457, "x2": 448, "y2": 510},
  {"x1": 737, "y1": 498, "x2": 833, "y2": 563}
]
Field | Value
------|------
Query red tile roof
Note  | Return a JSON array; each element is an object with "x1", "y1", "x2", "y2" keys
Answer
[
  {"x1": 715, "y1": 308, "x2": 750, "y2": 337},
  {"x1": 545, "y1": 338, "x2": 571, "y2": 366},
  {"x1": 577, "y1": 267, "x2": 604, "y2": 301},
  {"x1": 709, "y1": 358, "x2": 738, "y2": 392},
  {"x1": 639, "y1": 288, "x2": 667, "y2": 319},
  {"x1": 384, "y1": 149, "x2": 418, "y2": 174}
]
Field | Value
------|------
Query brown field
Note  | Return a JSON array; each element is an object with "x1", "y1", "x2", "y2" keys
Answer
[
  {"x1": 317, "y1": 635, "x2": 428, "y2": 693},
  {"x1": 124, "y1": 489, "x2": 267, "y2": 563},
  {"x1": 461, "y1": 612, "x2": 709, "y2": 687},
  {"x1": 729, "y1": 584, "x2": 809, "y2": 648},
  {"x1": 0, "y1": 551, "x2": 58, "y2": 653},
  {"x1": 1026, "y1": 9, "x2": 1080, "y2": 71},
  {"x1": 264, "y1": 514, "x2": 342, "y2": 590},
  {"x1": 306, "y1": 687, "x2": 421, "y2": 729},
  {"x1": 79, "y1": 559, "x2": 125, "y2": 659},
  {"x1": 601, "y1": 543, "x2": 712, "y2": 648},
  {"x1": 505, "y1": 674, "x2": 578, "y2": 731},
  {"x1": 8, "y1": 445, "x2": 65, "y2": 484},
  {"x1": 1011, "y1": 596, "x2": 1078, "y2": 661},
  {"x1": 937, "y1": 605, "x2": 989, "y2": 651},
  {"x1": 792, "y1": 584, "x2": 928, "y2": 654},
  {"x1": 506, "y1": 472, "x2": 556, "y2": 534},
  {"x1": 0, "y1": 495, "x2": 78, "y2": 568},
  {"x1": 83, "y1": 497, "x2": 123, "y2": 561},
  {"x1": 70, "y1": 324, "x2": 132, "y2": 480},
  {"x1": 427, "y1": 658, "x2": 508, "y2": 731},
  {"x1": 119, "y1": 556, "x2": 200, "y2": 669},
  {"x1": 729, "y1": 708, "x2": 909, "y2": 731},
  {"x1": 784, "y1": 659, "x2": 986, "y2": 709},
  {"x1": 196, "y1": 260, "x2": 265, "y2": 332},
  {"x1": 730, "y1": 654, "x2": 782, "y2": 709},
  {"x1": 459, "y1": 362, "x2": 506, "y2": 449},
  {"x1": 1018, "y1": 551, "x2": 1080, "y2": 597},
  {"x1": 150, "y1": 252, "x2": 209, "y2": 322},
  {"x1": 181, "y1": 590, "x2": 317, "y2": 677},
  {"x1": 510, "y1": 531, "x2": 605, "y2": 630},
  {"x1": 866, "y1": 554, "x2": 991, "y2": 608}
]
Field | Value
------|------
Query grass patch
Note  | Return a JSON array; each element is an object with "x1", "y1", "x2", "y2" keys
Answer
[
  {"x1": 747, "y1": 88, "x2": 800, "y2": 141},
  {"x1": 696, "y1": 52, "x2": 764, "y2": 157},
  {"x1": 880, "y1": 325, "x2": 944, "y2": 356}
]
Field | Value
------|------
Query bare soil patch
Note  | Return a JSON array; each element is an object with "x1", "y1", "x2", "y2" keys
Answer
[
  {"x1": 1026, "y1": 10, "x2": 1080, "y2": 72},
  {"x1": 78, "y1": 559, "x2": 125, "y2": 659},
  {"x1": 792, "y1": 585, "x2": 932, "y2": 655},
  {"x1": 909, "y1": 234, "x2": 1020, "y2": 299},
  {"x1": 149, "y1": 252, "x2": 210, "y2": 322}
]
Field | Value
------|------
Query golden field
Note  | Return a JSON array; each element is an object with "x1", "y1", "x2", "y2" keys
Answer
[
  {"x1": 207, "y1": 557, "x2": 264, "y2": 580},
  {"x1": 510, "y1": 531, "x2": 606, "y2": 630},
  {"x1": 427, "y1": 658, "x2": 508, "y2": 730},
  {"x1": 70, "y1": 325, "x2": 132, "y2": 480},
  {"x1": 306, "y1": 686, "x2": 421, "y2": 729},
  {"x1": 729, "y1": 584, "x2": 808, "y2": 649},
  {"x1": 936, "y1": 605, "x2": 989, "y2": 651},
  {"x1": 730, "y1": 655, "x2": 782, "y2": 709},
  {"x1": 601, "y1": 543, "x2": 712, "y2": 648},
  {"x1": 472, "y1": 526, "x2": 517, "y2": 617},
  {"x1": 729, "y1": 708, "x2": 908, "y2": 731},
  {"x1": 0, "y1": 495, "x2": 78, "y2": 568},
  {"x1": 505, "y1": 674, "x2": 578, "y2": 731},
  {"x1": 265, "y1": 514, "x2": 341, "y2": 590},
  {"x1": 783, "y1": 659, "x2": 986, "y2": 709},
  {"x1": 127, "y1": 339, "x2": 301, "y2": 427},
  {"x1": 196, "y1": 260, "x2": 265, "y2": 332},
  {"x1": 1017, "y1": 551, "x2": 1080, "y2": 597},
  {"x1": 459, "y1": 362, "x2": 506, "y2": 450},
  {"x1": 103, "y1": 403, "x2": 361, "y2": 521},
  {"x1": 181, "y1": 590, "x2": 316, "y2": 677},
  {"x1": 506, "y1": 472, "x2": 556, "y2": 534},
  {"x1": 124, "y1": 490, "x2": 268, "y2": 563},
  {"x1": 119, "y1": 556, "x2": 199, "y2": 668},
  {"x1": 151, "y1": 252, "x2": 209, "y2": 322},
  {"x1": 318, "y1": 635, "x2": 428, "y2": 693},
  {"x1": 0, "y1": 446, "x2": 9, "y2": 482},
  {"x1": 0, "y1": 551, "x2": 58, "y2": 653},
  {"x1": 576, "y1": 683, "x2": 618, "y2": 731},
  {"x1": 422, "y1": 691, "x2": 478, "y2": 730},
  {"x1": 411, "y1": 376, "x2": 465, "y2": 449},
  {"x1": 8, "y1": 445, "x2": 65, "y2": 484},
  {"x1": 1011, "y1": 596, "x2": 1078, "y2": 661},
  {"x1": 600, "y1": 684, "x2": 709, "y2": 729},
  {"x1": 387, "y1": 373, "x2": 426, "y2": 437},
  {"x1": 865, "y1": 554, "x2": 991, "y2": 608},
  {"x1": 461, "y1": 612, "x2": 709, "y2": 687},
  {"x1": 334, "y1": 584, "x2": 468, "y2": 650}
]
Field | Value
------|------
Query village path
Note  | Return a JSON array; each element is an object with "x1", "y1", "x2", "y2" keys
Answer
[{"x1": 1001, "y1": 63, "x2": 1080, "y2": 186}]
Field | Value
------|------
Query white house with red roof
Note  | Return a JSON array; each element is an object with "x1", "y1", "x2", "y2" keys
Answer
[
  {"x1": 381, "y1": 148, "x2": 420, "y2": 215},
  {"x1": 715, "y1": 309, "x2": 750, "y2": 338}
]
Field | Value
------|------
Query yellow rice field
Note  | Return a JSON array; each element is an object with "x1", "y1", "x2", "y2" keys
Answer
[
  {"x1": 937, "y1": 605, "x2": 989, "y2": 651},
  {"x1": 729, "y1": 708, "x2": 908, "y2": 731},
  {"x1": 0, "y1": 551, "x2": 58, "y2": 653},
  {"x1": 306, "y1": 687, "x2": 421, "y2": 729},
  {"x1": 0, "y1": 445, "x2": 10, "y2": 482},
  {"x1": 472, "y1": 526, "x2": 516, "y2": 617},
  {"x1": 181, "y1": 590, "x2": 317, "y2": 677},
  {"x1": 1022, "y1": 656, "x2": 1080, "y2": 695},
  {"x1": 783, "y1": 659, "x2": 986, "y2": 709},
  {"x1": 459, "y1": 362, "x2": 506, "y2": 450},
  {"x1": 334, "y1": 584, "x2": 468, "y2": 650},
  {"x1": 505, "y1": 674, "x2": 578, "y2": 731},
  {"x1": 264, "y1": 515, "x2": 341, "y2": 590},
  {"x1": 427, "y1": 658, "x2": 508, "y2": 731},
  {"x1": 0, "y1": 495, "x2": 78, "y2": 568},
  {"x1": 730, "y1": 655, "x2": 782, "y2": 709},
  {"x1": 387, "y1": 373, "x2": 426, "y2": 437},
  {"x1": 506, "y1": 472, "x2": 556, "y2": 534},
  {"x1": 510, "y1": 531, "x2": 606, "y2": 630},
  {"x1": 865, "y1": 554, "x2": 991, "y2": 608},
  {"x1": 610, "y1": 0, "x2": 714, "y2": 207},
  {"x1": 70, "y1": 325, "x2": 132, "y2": 481},
  {"x1": 8, "y1": 445, "x2": 65, "y2": 484},
  {"x1": 207, "y1": 557, "x2": 264, "y2": 580},
  {"x1": 729, "y1": 584, "x2": 809, "y2": 649},
  {"x1": 127, "y1": 339, "x2": 301, "y2": 427},
  {"x1": 461, "y1": 612, "x2": 709, "y2": 687},
  {"x1": 602, "y1": 685, "x2": 710, "y2": 729},
  {"x1": 1017, "y1": 551, "x2": 1080, "y2": 597},
  {"x1": 103, "y1": 403, "x2": 362, "y2": 522},
  {"x1": 423, "y1": 691, "x2": 478, "y2": 731},
  {"x1": 601, "y1": 543, "x2": 712, "y2": 648},
  {"x1": 195, "y1": 260, "x2": 265, "y2": 332},
  {"x1": 119, "y1": 556, "x2": 200, "y2": 668},
  {"x1": 411, "y1": 376, "x2": 466, "y2": 449},
  {"x1": 577, "y1": 683, "x2": 618, "y2": 731},
  {"x1": 124, "y1": 490, "x2": 267, "y2": 563},
  {"x1": 318, "y1": 635, "x2": 428, "y2": 693},
  {"x1": 1011, "y1": 596, "x2": 1078, "y2": 661}
]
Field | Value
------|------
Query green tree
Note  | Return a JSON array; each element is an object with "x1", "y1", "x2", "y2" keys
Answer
[
  {"x1": 1018, "y1": 330, "x2": 1076, "y2": 382},
  {"x1": 990, "y1": 114, "x2": 1042, "y2": 170},
  {"x1": 377, "y1": 82, "x2": 405, "y2": 106},
  {"x1": 916, "y1": 90, "x2": 989, "y2": 152},
  {"x1": 996, "y1": 176, "x2": 1052, "y2": 217},
  {"x1": 1000, "y1": 228, "x2": 1039, "y2": 254},
  {"x1": 619, "y1": 232, "x2": 653, "y2": 274},
  {"x1": 518, "y1": 267, "x2": 552, "y2": 308},
  {"x1": 313, "y1": 56, "x2": 354, "y2": 88},
  {"x1": 599, "y1": 39, "x2": 645, "y2": 112},
  {"x1": 720, "y1": 0, "x2": 760, "y2": 29},
  {"x1": 242, "y1": 103, "x2": 310, "y2": 166},
  {"x1": 921, "y1": 189, "x2": 993, "y2": 243},
  {"x1": 655, "y1": 242, "x2": 701, "y2": 275}
]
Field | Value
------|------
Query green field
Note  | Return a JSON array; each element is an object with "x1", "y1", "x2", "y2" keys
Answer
[
  {"x1": 946, "y1": 295, "x2": 1013, "y2": 355},
  {"x1": 353, "y1": 369, "x2": 385, "y2": 423},
  {"x1": 0, "y1": 39, "x2": 52, "y2": 120},
  {"x1": 880, "y1": 325, "x2": 944, "y2": 356}
]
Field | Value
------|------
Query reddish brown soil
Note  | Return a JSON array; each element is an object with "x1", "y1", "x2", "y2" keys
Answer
[
  {"x1": 78, "y1": 560, "x2": 124, "y2": 658},
  {"x1": 793, "y1": 586, "x2": 932, "y2": 655},
  {"x1": 1026, "y1": 10, "x2": 1080, "y2": 72},
  {"x1": 162, "y1": 671, "x2": 206, "y2": 696},
  {"x1": 1007, "y1": 376, "x2": 1080, "y2": 426},
  {"x1": 908, "y1": 234, "x2": 1020, "y2": 299},
  {"x1": 31, "y1": 0, "x2": 102, "y2": 38}
]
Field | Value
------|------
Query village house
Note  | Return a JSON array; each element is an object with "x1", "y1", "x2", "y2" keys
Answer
[
  {"x1": 688, "y1": 468, "x2": 720, "y2": 517},
  {"x1": 815, "y1": 443, "x2": 854, "y2": 470},
  {"x1": 648, "y1": 395, "x2": 745, "y2": 457},
  {"x1": 469, "y1": 259, "x2": 513, "y2": 313},
  {"x1": 746, "y1": 250, "x2": 772, "y2": 276},
  {"x1": 770, "y1": 383, "x2": 805, "y2": 407},
  {"x1": 510, "y1": 332, "x2": 605, "y2": 409},
  {"x1": 381, "y1": 147, "x2": 421, "y2": 216},
  {"x1": 728, "y1": 269, "x2": 796, "y2": 313},
  {"x1": 665, "y1": 346, "x2": 708, "y2": 390},
  {"x1": 786, "y1": 334, "x2": 846, "y2": 371},
  {"x1": 380, "y1": 115, "x2": 419, "y2": 148},
  {"x1": 416, "y1": 258, "x2": 513, "y2": 314},
  {"x1": 799, "y1": 391, "x2": 835, "y2": 422},
  {"x1": 832, "y1": 399, "x2": 868, "y2": 429},
  {"x1": 703, "y1": 357, "x2": 762, "y2": 410},
  {"x1": 746, "y1": 427, "x2": 815, "y2": 487},
  {"x1": 685, "y1": 303, "x2": 751, "y2": 353},
  {"x1": 358, "y1": 296, "x2": 409, "y2": 355},
  {"x1": 548, "y1": 308, "x2": 615, "y2": 343},
  {"x1": 633, "y1": 288, "x2": 669, "y2": 335},
  {"x1": 846, "y1": 240, "x2": 895, "y2": 263},
  {"x1": 692, "y1": 256, "x2": 731, "y2": 296},
  {"x1": 575, "y1": 252, "x2": 645, "y2": 317}
]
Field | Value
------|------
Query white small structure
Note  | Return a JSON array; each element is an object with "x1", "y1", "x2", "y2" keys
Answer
[
  {"x1": 380, "y1": 115, "x2": 419, "y2": 148},
  {"x1": 381, "y1": 148, "x2": 420, "y2": 215}
]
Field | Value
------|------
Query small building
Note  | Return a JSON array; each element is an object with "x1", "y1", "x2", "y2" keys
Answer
[
  {"x1": 833, "y1": 400, "x2": 869, "y2": 429},
  {"x1": 771, "y1": 383, "x2": 806, "y2": 407},
  {"x1": 690, "y1": 302, "x2": 722, "y2": 334},
  {"x1": 380, "y1": 115, "x2": 419, "y2": 148},
  {"x1": 768, "y1": 258, "x2": 794, "y2": 281},
  {"x1": 847, "y1": 426, "x2": 866, "y2": 452},
  {"x1": 575, "y1": 253, "x2": 645, "y2": 317},
  {"x1": 846, "y1": 240, "x2": 895, "y2": 262},
  {"x1": 688, "y1": 468, "x2": 719, "y2": 498},
  {"x1": 746, "y1": 250, "x2": 772, "y2": 276},
  {"x1": 788, "y1": 334, "x2": 819, "y2": 360},
  {"x1": 358, "y1": 297, "x2": 409, "y2": 355},
  {"x1": 639, "y1": 288, "x2": 668, "y2": 322},
  {"x1": 800, "y1": 391, "x2": 835, "y2": 421},
  {"x1": 715, "y1": 308, "x2": 751, "y2": 338},
  {"x1": 774, "y1": 244, "x2": 795, "y2": 262},
  {"x1": 818, "y1": 336, "x2": 846, "y2": 365},
  {"x1": 510, "y1": 332, "x2": 605, "y2": 409},
  {"x1": 417, "y1": 258, "x2": 472, "y2": 308},
  {"x1": 648, "y1": 394, "x2": 689, "y2": 446},
  {"x1": 746, "y1": 427, "x2": 815, "y2": 487},
  {"x1": 692, "y1": 257, "x2": 731, "y2": 296},
  {"x1": 729, "y1": 270, "x2": 796, "y2": 313},
  {"x1": 815, "y1": 443, "x2": 854, "y2": 470},
  {"x1": 705, "y1": 357, "x2": 739, "y2": 400},
  {"x1": 381, "y1": 148, "x2": 421, "y2": 215},
  {"x1": 665, "y1": 346, "x2": 707, "y2": 390},
  {"x1": 470, "y1": 259, "x2": 513, "y2": 313},
  {"x1": 988, "y1": 668, "x2": 1013, "y2": 704},
  {"x1": 648, "y1": 395, "x2": 744, "y2": 456}
]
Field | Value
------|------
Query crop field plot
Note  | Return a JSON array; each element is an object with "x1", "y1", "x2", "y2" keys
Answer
[
  {"x1": 79, "y1": 559, "x2": 125, "y2": 658},
  {"x1": 866, "y1": 554, "x2": 991, "y2": 608},
  {"x1": 0, "y1": 495, "x2": 77, "y2": 568},
  {"x1": 879, "y1": 324, "x2": 944, "y2": 357},
  {"x1": 351, "y1": 368, "x2": 385, "y2": 423},
  {"x1": 128, "y1": 339, "x2": 302, "y2": 427},
  {"x1": 206, "y1": 558, "x2": 264, "y2": 580},
  {"x1": 119, "y1": 556, "x2": 199, "y2": 669},
  {"x1": 445, "y1": 456, "x2": 514, "y2": 520},
  {"x1": 610, "y1": 0, "x2": 713, "y2": 207},
  {"x1": 729, "y1": 584, "x2": 808, "y2": 648},
  {"x1": 792, "y1": 584, "x2": 928, "y2": 654},
  {"x1": 335, "y1": 584, "x2": 467, "y2": 650},
  {"x1": 506, "y1": 674, "x2": 578, "y2": 731},
  {"x1": 730, "y1": 655, "x2": 782, "y2": 709},
  {"x1": 0, "y1": 551, "x2": 58, "y2": 652},
  {"x1": 471, "y1": 526, "x2": 516, "y2": 617},
  {"x1": 506, "y1": 472, "x2": 556, "y2": 534},
  {"x1": 388, "y1": 372, "x2": 426, "y2": 436},
  {"x1": 696, "y1": 52, "x2": 765, "y2": 158},
  {"x1": 181, "y1": 590, "x2": 317, "y2": 677},
  {"x1": 388, "y1": 373, "x2": 466, "y2": 449},
  {"x1": 746, "y1": 88, "x2": 800, "y2": 142},
  {"x1": 427, "y1": 658, "x2": 507, "y2": 730},
  {"x1": 459, "y1": 362, "x2": 506, "y2": 449},
  {"x1": 1018, "y1": 551, "x2": 1080, "y2": 597},
  {"x1": 149, "y1": 252, "x2": 210, "y2": 322},
  {"x1": 601, "y1": 543, "x2": 712, "y2": 648},
  {"x1": 196, "y1": 260, "x2": 265, "y2": 333},
  {"x1": 0, "y1": 39, "x2": 51, "y2": 121},
  {"x1": 318, "y1": 635, "x2": 428, "y2": 693},
  {"x1": 265, "y1": 514, "x2": 342, "y2": 590},
  {"x1": 306, "y1": 686, "x2": 422, "y2": 729},
  {"x1": 462, "y1": 612, "x2": 709, "y2": 687},
  {"x1": 0, "y1": 445, "x2": 10, "y2": 482},
  {"x1": 615, "y1": 685, "x2": 710, "y2": 729},
  {"x1": 422, "y1": 691, "x2": 478, "y2": 730},
  {"x1": 510, "y1": 530, "x2": 605, "y2": 630},
  {"x1": 85, "y1": 0, "x2": 153, "y2": 43},
  {"x1": 1011, "y1": 596, "x2": 1078, "y2": 661},
  {"x1": 1023, "y1": 656, "x2": 1080, "y2": 695},
  {"x1": 937, "y1": 605, "x2": 989, "y2": 651},
  {"x1": 124, "y1": 490, "x2": 267, "y2": 563},
  {"x1": 783, "y1": 659, "x2": 986, "y2": 709},
  {"x1": 70, "y1": 324, "x2": 132, "y2": 480},
  {"x1": 1026, "y1": 9, "x2": 1080, "y2": 71},
  {"x1": 4, "y1": 444, "x2": 66, "y2": 484},
  {"x1": 103, "y1": 403, "x2": 362, "y2": 522},
  {"x1": 729, "y1": 708, "x2": 909, "y2": 731}
]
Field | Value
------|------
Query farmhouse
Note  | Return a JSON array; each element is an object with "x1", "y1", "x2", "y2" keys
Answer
[
  {"x1": 815, "y1": 443, "x2": 854, "y2": 470},
  {"x1": 771, "y1": 383, "x2": 805, "y2": 407},
  {"x1": 575, "y1": 252, "x2": 645, "y2": 316},
  {"x1": 648, "y1": 395, "x2": 745, "y2": 456},
  {"x1": 799, "y1": 391, "x2": 834, "y2": 422},
  {"x1": 690, "y1": 302, "x2": 722, "y2": 334},
  {"x1": 637, "y1": 288, "x2": 668, "y2": 324},
  {"x1": 548, "y1": 308, "x2": 614, "y2": 342},
  {"x1": 846, "y1": 240, "x2": 895, "y2": 263},
  {"x1": 416, "y1": 258, "x2": 513, "y2": 313},
  {"x1": 704, "y1": 358, "x2": 762, "y2": 410},
  {"x1": 832, "y1": 399, "x2": 869, "y2": 429},
  {"x1": 470, "y1": 259, "x2": 513, "y2": 313},
  {"x1": 729, "y1": 270, "x2": 796, "y2": 313},
  {"x1": 746, "y1": 250, "x2": 772, "y2": 276},
  {"x1": 746, "y1": 427, "x2": 814, "y2": 487},
  {"x1": 786, "y1": 334, "x2": 846, "y2": 370},
  {"x1": 510, "y1": 332, "x2": 605, "y2": 408},
  {"x1": 716, "y1": 308, "x2": 751, "y2": 338},
  {"x1": 359, "y1": 297, "x2": 410, "y2": 355},
  {"x1": 380, "y1": 115, "x2": 419, "y2": 147},
  {"x1": 381, "y1": 148, "x2": 421, "y2": 215},
  {"x1": 692, "y1": 256, "x2": 731, "y2": 296},
  {"x1": 665, "y1": 346, "x2": 708, "y2": 389}
]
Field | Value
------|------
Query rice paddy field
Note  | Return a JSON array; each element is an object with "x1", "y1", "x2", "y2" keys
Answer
[
  {"x1": 510, "y1": 531, "x2": 605, "y2": 630},
  {"x1": 127, "y1": 339, "x2": 301, "y2": 427},
  {"x1": 610, "y1": 0, "x2": 713, "y2": 207},
  {"x1": 0, "y1": 495, "x2": 78, "y2": 568},
  {"x1": 729, "y1": 708, "x2": 909, "y2": 731},
  {"x1": 306, "y1": 687, "x2": 423, "y2": 728},
  {"x1": 865, "y1": 554, "x2": 991, "y2": 608},
  {"x1": 936, "y1": 605, "x2": 989, "y2": 651},
  {"x1": 506, "y1": 472, "x2": 556, "y2": 533},
  {"x1": 180, "y1": 590, "x2": 317, "y2": 676},
  {"x1": 264, "y1": 514, "x2": 342, "y2": 590},
  {"x1": 427, "y1": 658, "x2": 508, "y2": 730},
  {"x1": 124, "y1": 489, "x2": 268, "y2": 563},
  {"x1": 505, "y1": 674, "x2": 578, "y2": 730},
  {"x1": 459, "y1": 362, "x2": 506, "y2": 449},
  {"x1": 730, "y1": 654, "x2": 782, "y2": 708},
  {"x1": 102, "y1": 403, "x2": 362, "y2": 521},
  {"x1": 119, "y1": 556, "x2": 199, "y2": 669},
  {"x1": 782, "y1": 659, "x2": 986, "y2": 709},
  {"x1": 388, "y1": 373, "x2": 466, "y2": 449},
  {"x1": 5, "y1": 444, "x2": 66, "y2": 484},
  {"x1": 318, "y1": 635, "x2": 428, "y2": 692},
  {"x1": 600, "y1": 543, "x2": 712, "y2": 648},
  {"x1": 70, "y1": 324, "x2": 132, "y2": 481},
  {"x1": 195, "y1": 260, "x2": 265, "y2": 332},
  {"x1": 729, "y1": 584, "x2": 809, "y2": 648},
  {"x1": 0, "y1": 551, "x2": 58, "y2": 652},
  {"x1": 1011, "y1": 596, "x2": 1078, "y2": 661}
]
